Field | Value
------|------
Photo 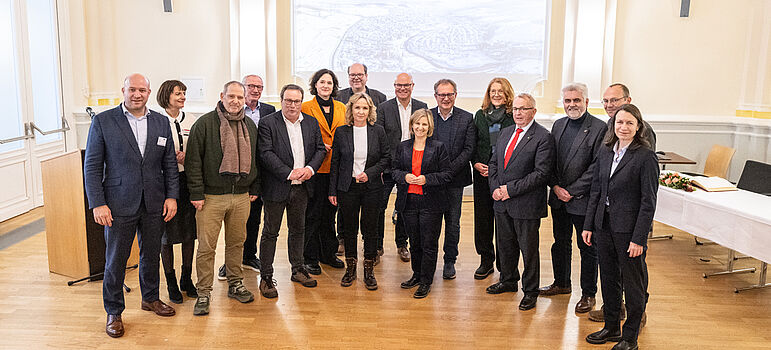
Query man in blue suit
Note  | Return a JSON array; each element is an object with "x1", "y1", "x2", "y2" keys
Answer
[{"x1": 84, "y1": 73, "x2": 179, "y2": 338}]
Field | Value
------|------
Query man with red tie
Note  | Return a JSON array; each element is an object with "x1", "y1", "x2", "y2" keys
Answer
[{"x1": 486, "y1": 93, "x2": 555, "y2": 311}]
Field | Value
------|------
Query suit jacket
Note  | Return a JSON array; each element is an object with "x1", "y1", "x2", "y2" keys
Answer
[
  {"x1": 335, "y1": 87, "x2": 387, "y2": 107},
  {"x1": 257, "y1": 102, "x2": 277, "y2": 121},
  {"x1": 328, "y1": 124, "x2": 390, "y2": 196},
  {"x1": 375, "y1": 97, "x2": 428, "y2": 172},
  {"x1": 391, "y1": 138, "x2": 452, "y2": 213},
  {"x1": 583, "y1": 144, "x2": 659, "y2": 247},
  {"x1": 301, "y1": 98, "x2": 346, "y2": 173},
  {"x1": 548, "y1": 112, "x2": 608, "y2": 215},
  {"x1": 258, "y1": 111, "x2": 326, "y2": 202},
  {"x1": 488, "y1": 121, "x2": 555, "y2": 219},
  {"x1": 429, "y1": 107, "x2": 476, "y2": 188},
  {"x1": 84, "y1": 105, "x2": 179, "y2": 216}
]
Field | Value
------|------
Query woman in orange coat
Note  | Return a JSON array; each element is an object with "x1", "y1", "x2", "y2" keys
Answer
[{"x1": 301, "y1": 69, "x2": 347, "y2": 274}]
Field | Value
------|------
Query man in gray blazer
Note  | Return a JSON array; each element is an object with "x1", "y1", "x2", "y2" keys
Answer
[
  {"x1": 540, "y1": 83, "x2": 607, "y2": 314},
  {"x1": 486, "y1": 93, "x2": 555, "y2": 311}
]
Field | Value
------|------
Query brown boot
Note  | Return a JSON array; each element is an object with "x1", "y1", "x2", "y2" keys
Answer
[
  {"x1": 363, "y1": 259, "x2": 378, "y2": 290},
  {"x1": 341, "y1": 258, "x2": 357, "y2": 287}
]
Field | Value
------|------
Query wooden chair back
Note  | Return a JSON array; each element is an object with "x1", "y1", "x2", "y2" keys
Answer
[{"x1": 703, "y1": 144, "x2": 735, "y2": 178}]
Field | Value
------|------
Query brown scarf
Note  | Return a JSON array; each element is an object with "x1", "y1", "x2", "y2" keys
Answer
[{"x1": 216, "y1": 101, "x2": 251, "y2": 178}]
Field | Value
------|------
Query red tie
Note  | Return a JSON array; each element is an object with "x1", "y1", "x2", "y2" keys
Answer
[{"x1": 504, "y1": 128, "x2": 524, "y2": 169}]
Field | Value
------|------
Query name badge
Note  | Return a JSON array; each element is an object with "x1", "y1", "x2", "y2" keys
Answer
[{"x1": 157, "y1": 136, "x2": 167, "y2": 146}]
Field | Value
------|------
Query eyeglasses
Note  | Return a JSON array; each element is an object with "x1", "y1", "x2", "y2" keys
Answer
[
  {"x1": 282, "y1": 99, "x2": 302, "y2": 106},
  {"x1": 394, "y1": 83, "x2": 414, "y2": 89},
  {"x1": 601, "y1": 97, "x2": 627, "y2": 105},
  {"x1": 512, "y1": 107, "x2": 534, "y2": 112},
  {"x1": 349, "y1": 73, "x2": 365, "y2": 78},
  {"x1": 435, "y1": 92, "x2": 456, "y2": 99},
  {"x1": 246, "y1": 84, "x2": 264, "y2": 90},
  {"x1": 489, "y1": 89, "x2": 505, "y2": 96}
]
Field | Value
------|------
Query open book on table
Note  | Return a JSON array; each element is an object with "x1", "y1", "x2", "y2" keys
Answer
[{"x1": 690, "y1": 176, "x2": 737, "y2": 192}]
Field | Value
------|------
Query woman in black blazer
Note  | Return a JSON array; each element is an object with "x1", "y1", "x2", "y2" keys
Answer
[
  {"x1": 582, "y1": 104, "x2": 658, "y2": 350},
  {"x1": 392, "y1": 108, "x2": 452, "y2": 298},
  {"x1": 328, "y1": 93, "x2": 390, "y2": 290}
]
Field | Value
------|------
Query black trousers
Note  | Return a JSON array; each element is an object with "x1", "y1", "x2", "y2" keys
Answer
[
  {"x1": 596, "y1": 210, "x2": 649, "y2": 342},
  {"x1": 472, "y1": 171, "x2": 498, "y2": 269},
  {"x1": 494, "y1": 212, "x2": 541, "y2": 295},
  {"x1": 338, "y1": 182, "x2": 380, "y2": 260},
  {"x1": 243, "y1": 197, "x2": 263, "y2": 262},
  {"x1": 260, "y1": 185, "x2": 308, "y2": 277},
  {"x1": 402, "y1": 194, "x2": 443, "y2": 285},
  {"x1": 378, "y1": 173, "x2": 408, "y2": 249},
  {"x1": 103, "y1": 199, "x2": 163, "y2": 315},
  {"x1": 550, "y1": 205, "x2": 598, "y2": 296},
  {"x1": 304, "y1": 173, "x2": 338, "y2": 265}
]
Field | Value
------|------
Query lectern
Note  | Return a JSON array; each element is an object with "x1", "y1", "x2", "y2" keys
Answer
[{"x1": 40, "y1": 150, "x2": 139, "y2": 279}]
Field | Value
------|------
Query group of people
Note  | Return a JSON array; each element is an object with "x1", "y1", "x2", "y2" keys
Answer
[{"x1": 84, "y1": 64, "x2": 658, "y2": 350}]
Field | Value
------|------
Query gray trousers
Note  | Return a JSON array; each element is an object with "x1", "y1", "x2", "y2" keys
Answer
[{"x1": 259, "y1": 185, "x2": 308, "y2": 277}]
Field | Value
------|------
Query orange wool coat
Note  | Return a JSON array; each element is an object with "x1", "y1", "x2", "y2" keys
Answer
[{"x1": 301, "y1": 98, "x2": 346, "y2": 173}]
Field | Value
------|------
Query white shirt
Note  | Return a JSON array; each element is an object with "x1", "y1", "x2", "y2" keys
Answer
[
  {"x1": 121, "y1": 103, "x2": 149, "y2": 157},
  {"x1": 162, "y1": 110, "x2": 195, "y2": 171},
  {"x1": 283, "y1": 113, "x2": 314, "y2": 184},
  {"x1": 439, "y1": 107, "x2": 454, "y2": 121},
  {"x1": 398, "y1": 99, "x2": 412, "y2": 141},
  {"x1": 352, "y1": 125, "x2": 368, "y2": 177},
  {"x1": 610, "y1": 141, "x2": 629, "y2": 177},
  {"x1": 503, "y1": 119, "x2": 534, "y2": 154}
]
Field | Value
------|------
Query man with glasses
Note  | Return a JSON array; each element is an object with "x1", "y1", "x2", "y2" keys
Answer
[
  {"x1": 375, "y1": 73, "x2": 428, "y2": 262},
  {"x1": 602, "y1": 83, "x2": 655, "y2": 150},
  {"x1": 539, "y1": 83, "x2": 606, "y2": 315},
  {"x1": 217, "y1": 74, "x2": 275, "y2": 281},
  {"x1": 256, "y1": 84, "x2": 326, "y2": 298},
  {"x1": 486, "y1": 93, "x2": 554, "y2": 312},
  {"x1": 336, "y1": 63, "x2": 386, "y2": 106},
  {"x1": 429, "y1": 79, "x2": 475, "y2": 279}
]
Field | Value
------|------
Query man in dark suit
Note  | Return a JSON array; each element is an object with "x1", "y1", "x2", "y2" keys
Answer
[
  {"x1": 486, "y1": 93, "x2": 554, "y2": 311},
  {"x1": 257, "y1": 84, "x2": 326, "y2": 298},
  {"x1": 335, "y1": 63, "x2": 387, "y2": 106},
  {"x1": 540, "y1": 83, "x2": 606, "y2": 314},
  {"x1": 429, "y1": 79, "x2": 476, "y2": 279},
  {"x1": 375, "y1": 72, "x2": 428, "y2": 262},
  {"x1": 217, "y1": 74, "x2": 276, "y2": 280},
  {"x1": 84, "y1": 73, "x2": 179, "y2": 338}
]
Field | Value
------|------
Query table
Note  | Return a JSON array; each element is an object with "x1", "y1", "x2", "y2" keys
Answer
[
  {"x1": 657, "y1": 151, "x2": 697, "y2": 170},
  {"x1": 655, "y1": 185, "x2": 771, "y2": 291}
]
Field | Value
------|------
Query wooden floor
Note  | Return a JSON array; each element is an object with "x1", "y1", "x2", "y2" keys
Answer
[{"x1": 0, "y1": 198, "x2": 770, "y2": 349}]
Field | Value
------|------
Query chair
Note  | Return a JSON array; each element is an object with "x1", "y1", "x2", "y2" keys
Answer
[
  {"x1": 736, "y1": 160, "x2": 771, "y2": 195},
  {"x1": 683, "y1": 144, "x2": 735, "y2": 178}
]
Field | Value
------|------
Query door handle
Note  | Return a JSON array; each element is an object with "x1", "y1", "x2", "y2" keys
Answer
[
  {"x1": 0, "y1": 123, "x2": 34, "y2": 144},
  {"x1": 29, "y1": 117, "x2": 71, "y2": 136}
]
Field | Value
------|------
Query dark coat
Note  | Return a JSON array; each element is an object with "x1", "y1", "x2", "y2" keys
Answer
[
  {"x1": 375, "y1": 97, "x2": 428, "y2": 172},
  {"x1": 328, "y1": 124, "x2": 390, "y2": 195},
  {"x1": 429, "y1": 107, "x2": 476, "y2": 188},
  {"x1": 335, "y1": 87, "x2": 387, "y2": 107},
  {"x1": 391, "y1": 138, "x2": 452, "y2": 213}
]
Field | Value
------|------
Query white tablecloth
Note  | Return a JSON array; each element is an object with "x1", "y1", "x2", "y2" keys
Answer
[{"x1": 655, "y1": 186, "x2": 771, "y2": 264}]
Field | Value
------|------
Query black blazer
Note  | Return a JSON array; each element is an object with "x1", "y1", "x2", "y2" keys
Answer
[
  {"x1": 429, "y1": 107, "x2": 476, "y2": 188},
  {"x1": 257, "y1": 102, "x2": 276, "y2": 120},
  {"x1": 583, "y1": 144, "x2": 659, "y2": 247},
  {"x1": 548, "y1": 112, "x2": 608, "y2": 215},
  {"x1": 488, "y1": 122, "x2": 555, "y2": 220},
  {"x1": 375, "y1": 97, "x2": 428, "y2": 171},
  {"x1": 258, "y1": 111, "x2": 326, "y2": 202},
  {"x1": 328, "y1": 124, "x2": 390, "y2": 196},
  {"x1": 391, "y1": 138, "x2": 452, "y2": 213},
  {"x1": 335, "y1": 87, "x2": 387, "y2": 107}
]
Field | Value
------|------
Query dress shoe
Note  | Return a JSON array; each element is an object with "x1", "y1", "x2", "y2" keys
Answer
[
  {"x1": 442, "y1": 262, "x2": 456, "y2": 280},
  {"x1": 473, "y1": 265, "x2": 494, "y2": 280},
  {"x1": 397, "y1": 246, "x2": 410, "y2": 262},
  {"x1": 588, "y1": 304, "x2": 627, "y2": 322},
  {"x1": 304, "y1": 263, "x2": 322, "y2": 275},
  {"x1": 538, "y1": 283, "x2": 572, "y2": 296},
  {"x1": 519, "y1": 294, "x2": 537, "y2": 311},
  {"x1": 575, "y1": 295, "x2": 596, "y2": 313},
  {"x1": 413, "y1": 283, "x2": 431, "y2": 298},
  {"x1": 105, "y1": 314, "x2": 124, "y2": 338},
  {"x1": 141, "y1": 299, "x2": 176, "y2": 317},
  {"x1": 611, "y1": 340, "x2": 638, "y2": 350},
  {"x1": 486, "y1": 282, "x2": 518, "y2": 294},
  {"x1": 321, "y1": 256, "x2": 345, "y2": 269},
  {"x1": 400, "y1": 276, "x2": 420, "y2": 289},
  {"x1": 585, "y1": 328, "x2": 622, "y2": 344}
]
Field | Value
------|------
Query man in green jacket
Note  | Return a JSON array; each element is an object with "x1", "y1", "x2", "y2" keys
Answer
[{"x1": 185, "y1": 81, "x2": 261, "y2": 315}]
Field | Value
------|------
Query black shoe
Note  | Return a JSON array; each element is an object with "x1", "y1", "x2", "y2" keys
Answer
[
  {"x1": 585, "y1": 328, "x2": 622, "y2": 344},
  {"x1": 518, "y1": 294, "x2": 537, "y2": 310},
  {"x1": 165, "y1": 270, "x2": 183, "y2": 304},
  {"x1": 320, "y1": 257, "x2": 344, "y2": 269},
  {"x1": 242, "y1": 258, "x2": 261, "y2": 272},
  {"x1": 486, "y1": 282, "x2": 518, "y2": 294},
  {"x1": 304, "y1": 263, "x2": 322, "y2": 275},
  {"x1": 474, "y1": 265, "x2": 494, "y2": 280},
  {"x1": 217, "y1": 264, "x2": 227, "y2": 281},
  {"x1": 179, "y1": 265, "x2": 197, "y2": 298},
  {"x1": 400, "y1": 276, "x2": 420, "y2": 289},
  {"x1": 413, "y1": 284, "x2": 431, "y2": 299},
  {"x1": 611, "y1": 340, "x2": 638, "y2": 350},
  {"x1": 442, "y1": 262, "x2": 456, "y2": 280}
]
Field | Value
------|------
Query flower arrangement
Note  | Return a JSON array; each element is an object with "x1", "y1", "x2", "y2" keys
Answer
[{"x1": 659, "y1": 172, "x2": 694, "y2": 192}]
